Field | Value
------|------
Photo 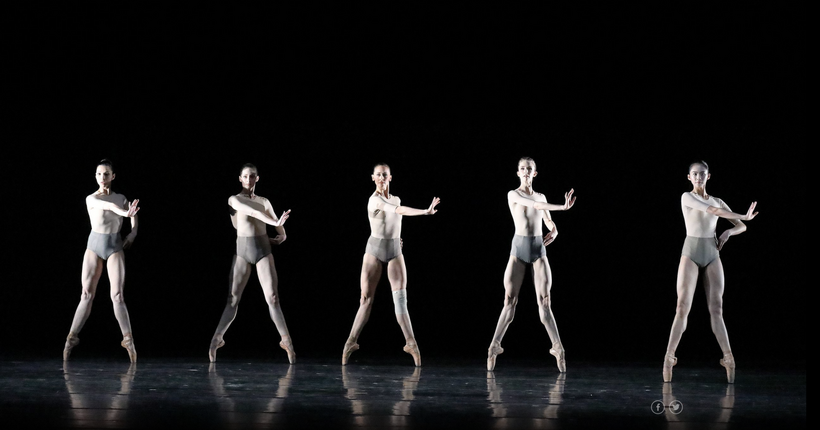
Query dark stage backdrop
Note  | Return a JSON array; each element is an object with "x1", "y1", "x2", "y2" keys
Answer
[{"x1": 5, "y1": 6, "x2": 804, "y2": 367}]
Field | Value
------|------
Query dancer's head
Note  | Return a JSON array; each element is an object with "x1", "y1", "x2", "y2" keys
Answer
[
  {"x1": 239, "y1": 163, "x2": 259, "y2": 191},
  {"x1": 687, "y1": 160, "x2": 710, "y2": 188},
  {"x1": 517, "y1": 157, "x2": 537, "y2": 184},
  {"x1": 95, "y1": 159, "x2": 115, "y2": 188},
  {"x1": 372, "y1": 163, "x2": 392, "y2": 192}
]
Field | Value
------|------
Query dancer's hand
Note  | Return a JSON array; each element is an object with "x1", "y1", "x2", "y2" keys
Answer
[
  {"x1": 126, "y1": 199, "x2": 140, "y2": 217},
  {"x1": 426, "y1": 197, "x2": 440, "y2": 215},
  {"x1": 543, "y1": 228, "x2": 558, "y2": 246},
  {"x1": 123, "y1": 232, "x2": 137, "y2": 249},
  {"x1": 274, "y1": 210, "x2": 291, "y2": 226},
  {"x1": 716, "y1": 231, "x2": 731, "y2": 251},
  {"x1": 743, "y1": 202, "x2": 758, "y2": 221},
  {"x1": 561, "y1": 189, "x2": 576, "y2": 210},
  {"x1": 271, "y1": 234, "x2": 287, "y2": 245}
]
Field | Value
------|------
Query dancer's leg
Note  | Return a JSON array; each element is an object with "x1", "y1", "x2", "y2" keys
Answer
[
  {"x1": 209, "y1": 255, "x2": 252, "y2": 362},
  {"x1": 257, "y1": 254, "x2": 295, "y2": 364},
  {"x1": 343, "y1": 253, "x2": 382, "y2": 364},
  {"x1": 64, "y1": 250, "x2": 104, "y2": 360},
  {"x1": 487, "y1": 256, "x2": 525, "y2": 370},
  {"x1": 663, "y1": 256, "x2": 699, "y2": 381},
  {"x1": 107, "y1": 251, "x2": 136, "y2": 362},
  {"x1": 387, "y1": 255, "x2": 420, "y2": 366},
  {"x1": 533, "y1": 256, "x2": 565, "y2": 372},
  {"x1": 704, "y1": 258, "x2": 735, "y2": 382}
]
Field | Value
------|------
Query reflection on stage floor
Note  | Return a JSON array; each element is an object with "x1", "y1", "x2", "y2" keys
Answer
[{"x1": 0, "y1": 358, "x2": 805, "y2": 429}]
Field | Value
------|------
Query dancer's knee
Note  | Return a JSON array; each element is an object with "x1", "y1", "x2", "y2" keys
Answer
[
  {"x1": 538, "y1": 294, "x2": 551, "y2": 310},
  {"x1": 265, "y1": 293, "x2": 280, "y2": 307},
  {"x1": 504, "y1": 294, "x2": 518, "y2": 309},
  {"x1": 110, "y1": 291, "x2": 124, "y2": 304},
  {"x1": 359, "y1": 294, "x2": 374, "y2": 308},
  {"x1": 675, "y1": 299, "x2": 692, "y2": 318}
]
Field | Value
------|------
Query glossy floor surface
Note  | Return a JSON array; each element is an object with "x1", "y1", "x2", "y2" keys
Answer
[{"x1": 1, "y1": 357, "x2": 805, "y2": 429}]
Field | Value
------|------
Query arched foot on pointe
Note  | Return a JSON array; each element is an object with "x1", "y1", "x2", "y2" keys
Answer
[
  {"x1": 403, "y1": 343, "x2": 421, "y2": 367},
  {"x1": 342, "y1": 339, "x2": 359, "y2": 365},
  {"x1": 549, "y1": 347, "x2": 566, "y2": 373},
  {"x1": 487, "y1": 344, "x2": 504, "y2": 371},
  {"x1": 63, "y1": 333, "x2": 80, "y2": 361},
  {"x1": 663, "y1": 353, "x2": 678, "y2": 383},
  {"x1": 720, "y1": 352, "x2": 736, "y2": 384},
  {"x1": 121, "y1": 333, "x2": 137, "y2": 363},
  {"x1": 280, "y1": 340, "x2": 296, "y2": 364},
  {"x1": 209, "y1": 336, "x2": 225, "y2": 363}
]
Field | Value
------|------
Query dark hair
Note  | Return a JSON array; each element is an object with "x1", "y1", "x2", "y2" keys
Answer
[
  {"x1": 97, "y1": 159, "x2": 114, "y2": 171},
  {"x1": 518, "y1": 156, "x2": 536, "y2": 169},
  {"x1": 688, "y1": 160, "x2": 709, "y2": 172},
  {"x1": 239, "y1": 163, "x2": 258, "y2": 175}
]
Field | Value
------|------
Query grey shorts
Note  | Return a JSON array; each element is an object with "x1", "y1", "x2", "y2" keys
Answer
[
  {"x1": 237, "y1": 235, "x2": 272, "y2": 264},
  {"x1": 365, "y1": 236, "x2": 402, "y2": 263},
  {"x1": 681, "y1": 236, "x2": 720, "y2": 268},
  {"x1": 510, "y1": 235, "x2": 546, "y2": 264},
  {"x1": 87, "y1": 231, "x2": 123, "y2": 260}
]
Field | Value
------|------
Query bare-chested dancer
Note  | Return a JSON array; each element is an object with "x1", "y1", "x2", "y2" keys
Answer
[
  {"x1": 663, "y1": 161, "x2": 758, "y2": 383},
  {"x1": 208, "y1": 163, "x2": 295, "y2": 364},
  {"x1": 342, "y1": 163, "x2": 440, "y2": 367},
  {"x1": 63, "y1": 159, "x2": 140, "y2": 362},
  {"x1": 487, "y1": 157, "x2": 575, "y2": 372}
]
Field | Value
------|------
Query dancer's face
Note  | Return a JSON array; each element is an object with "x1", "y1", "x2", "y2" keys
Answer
[
  {"x1": 517, "y1": 160, "x2": 537, "y2": 185},
  {"x1": 95, "y1": 165, "x2": 115, "y2": 188},
  {"x1": 687, "y1": 164, "x2": 710, "y2": 188},
  {"x1": 239, "y1": 167, "x2": 259, "y2": 191},
  {"x1": 372, "y1": 165, "x2": 392, "y2": 191}
]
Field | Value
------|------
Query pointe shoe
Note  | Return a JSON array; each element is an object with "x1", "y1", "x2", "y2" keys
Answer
[
  {"x1": 279, "y1": 339, "x2": 296, "y2": 364},
  {"x1": 720, "y1": 352, "x2": 736, "y2": 384},
  {"x1": 342, "y1": 339, "x2": 359, "y2": 365},
  {"x1": 63, "y1": 333, "x2": 80, "y2": 361},
  {"x1": 121, "y1": 333, "x2": 137, "y2": 363},
  {"x1": 487, "y1": 344, "x2": 504, "y2": 371},
  {"x1": 663, "y1": 353, "x2": 677, "y2": 383},
  {"x1": 403, "y1": 343, "x2": 421, "y2": 367},
  {"x1": 549, "y1": 347, "x2": 566, "y2": 373},
  {"x1": 209, "y1": 336, "x2": 225, "y2": 363}
]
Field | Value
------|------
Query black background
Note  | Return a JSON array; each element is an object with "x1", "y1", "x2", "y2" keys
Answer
[{"x1": 4, "y1": 5, "x2": 804, "y2": 367}]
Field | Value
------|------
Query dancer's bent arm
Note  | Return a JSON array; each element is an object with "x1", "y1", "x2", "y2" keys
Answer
[{"x1": 228, "y1": 196, "x2": 290, "y2": 227}]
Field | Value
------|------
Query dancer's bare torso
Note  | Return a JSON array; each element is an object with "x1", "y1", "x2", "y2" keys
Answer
[
  {"x1": 229, "y1": 194, "x2": 276, "y2": 237},
  {"x1": 368, "y1": 192, "x2": 402, "y2": 239},
  {"x1": 508, "y1": 190, "x2": 550, "y2": 237},
  {"x1": 86, "y1": 192, "x2": 128, "y2": 234}
]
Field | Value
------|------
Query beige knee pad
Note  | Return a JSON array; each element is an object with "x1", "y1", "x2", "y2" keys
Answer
[{"x1": 392, "y1": 289, "x2": 408, "y2": 315}]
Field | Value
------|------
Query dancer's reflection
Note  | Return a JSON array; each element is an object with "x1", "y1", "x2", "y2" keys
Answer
[
  {"x1": 62, "y1": 361, "x2": 137, "y2": 423},
  {"x1": 486, "y1": 371, "x2": 565, "y2": 426},
  {"x1": 341, "y1": 366, "x2": 422, "y2": 426},
  {"x1": 659, "y1": 383, "x2": 734, "y2": 426},
  {"x1": 208, "y1": 363, "x2": 294, "y2": 423}
]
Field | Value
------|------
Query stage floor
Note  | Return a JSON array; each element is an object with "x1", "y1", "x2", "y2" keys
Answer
[{"x1": 0, "y1": 357, "x2": 805, "y2": 429}]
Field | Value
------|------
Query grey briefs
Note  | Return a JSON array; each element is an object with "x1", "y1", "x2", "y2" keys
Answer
[
  {"x1": 237, "y1": 235, "x2": 272, "y2": 264},
  {"x1": 87, "y1": 231, "x2": 123, "y2": 260},
  {"x1": 366, "y1": 236, "x2": 402, "y2": 263},
  {"x1": 510, "y1": 235, "x2": 546, "y2": 264},
  {"x1": 681, "y1": 236, "x2": 720, "y2": 268}
]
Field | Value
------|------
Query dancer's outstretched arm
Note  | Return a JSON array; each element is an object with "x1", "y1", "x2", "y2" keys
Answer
[
  {"x1": 681, "y1": 193, "x2": 758, "y2": 221},
  {"x1": 508, "y1": 189, "x2": 575, "y2": 211},
  {"x1": 373, "y1": 195, "x2": 441, "y2": 216}
]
